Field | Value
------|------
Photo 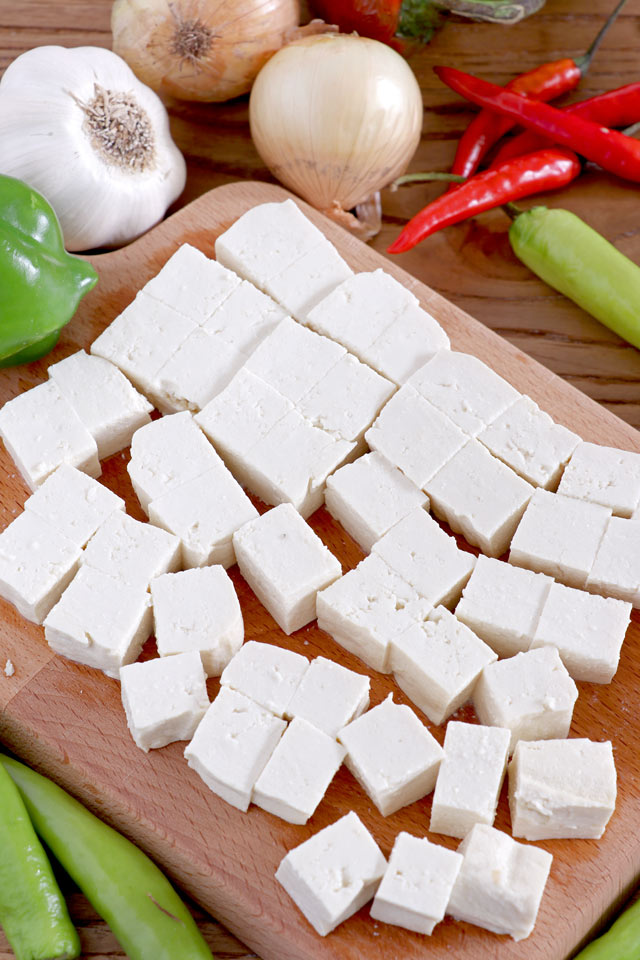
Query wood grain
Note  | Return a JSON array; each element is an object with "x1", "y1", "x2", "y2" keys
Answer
[{"x1": 0, "y1": 181, "x2": 639, "y2": 960}]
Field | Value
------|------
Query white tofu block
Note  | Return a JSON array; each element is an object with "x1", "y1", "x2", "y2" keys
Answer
[
  {"x1": 153, "y1": 328, "x2": 245, "y2": 413},
  {"x1": 427, "y1": 441, "x2": 534, "y2": 559},
  {"x1": 0, "y1": 512, "x2": 81, "y2": 623},
  {"x1": 365, "y1": 386, "x2": 467, "y2": 489},
  {"x1": 316, "y1": 554, "x2": 432, "y2": 674},
  {"x1": 24, "y1": 464, "x2": 124, "y2": 549},
  {"x1": 370, "y1": 833, "x2": 463, "y2": 935},
  {"x1": 185, "y1": 686, "x2": 286, "y2": 811},
  {"x1": 253, "y1": 717, "x2": 346, "y2": 824},
  {"x1": 128, "y1": 411, "x2": 220, "y2": 514},
  {"x1": 372, "y1": 508, "x2": 476, "y2": 608},
  {"x1": 408, "y1": 351, "x2": 520, "y2": 438},
  {"x1": 275, "y1": 811, "x2": 387, "y2": 937},
  {"x1": 530, "y1": 581, "x2": 631, "y2": 683},
  {"x1": 478, "y1": 395, "x2": 580, "y2": 489},
  {"x1": 447, "y1": 824, "x2": 552, "y2": 941},
  {"x1": 558, "y1": 441, "x2": 640, "y2": 517},
  {"x1": 82, "y1": 511, "x2": 181, "y2": 590},
  {"x1": 588, "y1": 516, "x2": 640, "y2": 605},
  {"x1": 509, "y1": 738, "x2": 617, "y2": 840},
  {"x1": 286, "y1": 655, "x2": 370, "y2": 738},
  {"x1": 363, "y1": 302, "x2": 452, "y2": 386},
  {"x1": 119, "y1": 651, "x2": 210, "y2": 751},
  {"x1": 220, "y1": 640, "x2": 309, "y2": 718},
  {"x1": 232, "y1": 503, "x2": 341, "y2": 634},
  {"x1": 151, "y1": 566, "x2": 243, "y2": 676},
  {"x1": 390, "y1": 607, "x2": 497, "y2": 725},
  {"x1": 430, "y1": 721, "x2": 511, "y2": 839},
  {"x1": 338, "y1": 694, "x2": 443, "y2": 816},
  {"x1": 44, "y1": 566, "x2": 152, "y2": 677},
  {"x1": 141, "y1": 243, "x2": 241, "y2": 322},
  {"x1": 202, "y1": 280, "x2": 287, "y2": 356},
  {"x1": 264, "y1": 240, "x2": 353, "y2": 321},
  {"x1": 325, "y1": 452, "x2": 428, "y2": 553},
  {"x1": 455, "y1": 555, "x2": 553, "y2": 658},
  {"x1": 148, "y1": 465, "x2": 258, "y2": 569},
  {"x1": 473, "y1": 646, "x2": 578, "y2": 752},
  {"x1": 509, "y1": 489, "x2": 612, "y2": 588},
  {"x1": 297, "y1": 354, "x2": 395, "y2": 444},
  {"x1": 0, "y1": 380, "x2": 100, "y2": 491},
  {"x1": 48, "y1": 351, "x2": 153, "y2": 459}
]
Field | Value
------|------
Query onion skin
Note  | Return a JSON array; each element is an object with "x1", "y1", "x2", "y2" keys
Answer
[{"x1": 112, "y1": 0, "x2": 300, "y2": 103}]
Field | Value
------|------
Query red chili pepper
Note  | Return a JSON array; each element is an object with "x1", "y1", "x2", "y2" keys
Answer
[
  {"x1": 435, "y1": 66, "x2": 640, "y2": 183},
  {"x1": 387, "y1": 148, "x2": 581, "y2": 254}
]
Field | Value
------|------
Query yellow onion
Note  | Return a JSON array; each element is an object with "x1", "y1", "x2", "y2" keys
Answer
[
  {"x1": 249, "y1": 33, "x2": 423, "y2": 239},
  {"x1": 111, "y1": 0, "x2": 300, "y2": 102}
]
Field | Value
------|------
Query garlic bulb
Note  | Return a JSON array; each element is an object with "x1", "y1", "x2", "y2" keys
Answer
[
  {"x1": 112, "y1": 0, "x2": 300, "y2": 102},
  {"x1": 249, "y1": 34, "x2": 423, "y2": 239},
  {"x1": 0, "y1": 46, "x2": 186, "y2": 251}
]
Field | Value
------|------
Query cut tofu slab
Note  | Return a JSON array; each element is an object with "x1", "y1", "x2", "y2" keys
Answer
[
  {"x1": 338, "y1": 694, "x2": 443, "y2": 816},
  {"x1": 316, "y1": 554, "x2": 432, "y2": 674},
  {"x1": 185, "y1": 686, "x2": 286, "y2": 812},
  {"x1": 220, "y1": 640, "x2": 309, "y2": 719},
  {"x1": 120, "y1": 651, "x2": 209, "y2": 752},
  {"x1": 370, "y1": 832, "x2": 463, "y2": 936},
  {"x1": 275, "y1": 811, "x2": 387, "y2": 937},
  {"x1": 478, "y1": 395, "x2": 580, "y2": 490},
  {"x1": 0, "y1": 380, "x2": 100, "y2": 491},
  {"x1": 286, "y1": 656, "x2": 370, "y2": 738},
  {"x1": 252, "y1": 717, "x2": 346, "y2": 824},
  {"x1": 201, "y1": 280, "x2": 287, "y2": 356},
  {"x1": 390, "y1": 607, "x2": 497, "y2": 725},
  {"x1": 263, "y1": 240, "x2": 354, "y2": 321},
  {"x1": 588, "y1": 516, "x2": 640, "y2": 605},
  {"x1": 325, "y1": 452, "x2": 428, "y2": 553},
  {"x1": 430, "y1": 722, "x2": 511, "y2": 839},
  {"x1": 82, "y1": 511, "x2": 181, "y2": 590},
  {"x1": 141, "y1": 242, "x2": 241, "y2": 322},
  {"x1": 232, "y1": 503, "x2": 341, "y2": 635},
  {"x1": 48, "y1": 350, "x2": 153, "y2": 459},
  {"x1": 455, "y1": 555, "x2": 553, "y2": 658},
  {"x1": 557, "y1": 441, "x2": 640, "y2": 517},
  {"x1": 447, "y1": 823, "x2": 552, "y2": 941},
  {"x1": 426, "y1": 440, "x2": 534, "y2": 558},
  {"x1": 530, "y1": 581, "x2": 631, "y2": 683},
  {"x1": 509, "y1": 738, "x2": 617, "y2": 840},
  {"x1": 0, "y1": 511, "x2": 81, "y2": 624},
  {"x1": 151, "y1": 566, "x2": 243, "y2": 676},
  {"x1": 509, "y1": 488, "x2": 612, "y2": 588},
  {"x1": 153, "y1": 328, "x2": 245, "y2": 414},
  {"x1": 473, "y1": 646, "x2": 578, "y2": 752}
]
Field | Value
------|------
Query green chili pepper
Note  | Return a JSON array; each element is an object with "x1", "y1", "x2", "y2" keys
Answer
[
  {"x1": 0, "y1": 174, "x2": 98, "y2": 367},
  {"x1": 573, "y1": 894, "x2": 640, "y2": 959},
  {"x1": 508, "y1": 206, "x2": 640, "y2": 350},
  {"x1": 0, "y1": 754, "x2": 214, "y2": 960},
  {"x1": 0, "y1": 760, "x2": 80, "y2": 960}
]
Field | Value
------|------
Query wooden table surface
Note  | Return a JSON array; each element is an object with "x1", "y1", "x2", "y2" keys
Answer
[{"x1": 1, "y1": 1, "x2": 639, "y2": 957}]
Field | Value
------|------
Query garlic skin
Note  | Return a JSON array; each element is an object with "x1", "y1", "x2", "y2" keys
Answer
[
  {"x1": 249, "y1": 34, "x2": 423, "y2": 238},
  {"x1": 112, "y1": 0, "x2": 300, "y2": 102},
  {"x1": 0, "y1": 46, "x2": 186, "y2": 251}
]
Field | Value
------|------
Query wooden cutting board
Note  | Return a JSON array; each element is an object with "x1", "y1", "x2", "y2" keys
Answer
[{"x1": 1, "y1": 181, "x2": 639, "y2": 960}]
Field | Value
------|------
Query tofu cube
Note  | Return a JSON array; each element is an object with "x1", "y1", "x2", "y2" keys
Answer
[
  {"x1": 325, "y1": 452, "x2": 428, "y2": 553},
  {"x1": 509, "y1": 738, "x2": 617, "y2": 840},
  {"x1": 275, "y1": 811, "x2": 387, "y2": 937},
  {"x1": 370, "y1": 832, "x2": 463, "y2": 935},
  {"x1": 338, "y1": 694, "x2": 443, "y2": 816},
  {"x1": 286, "y1": 656, "x2": 370, "y2": 738},
  {"x1": 362, "y1": 301, "x2": 452, "y2": 386},
  {"x1": 447, "y1": 823, "x2": 552, "y2": 941},
  {"x1": 151, "y1": 566, "x2": 243, "y2": 676},
  {"x1": 478, "y1": 395, "x2": 580, "y2": 489},
  {"x1": 264, "y1": 240, "x2": 353, "y2": 321},
  {"x1": 530, "y1": 580, "x2": 631, "y2": 683},
  {"x1": 184, "y1": 686, "x2": 286, "y2": 812},
  {"x1": 82, "y1": 511, "x2": 180, "y2": 590},
  {"x1": 455, "y1": 555, "x2": 553, "y2": 657},
  {"x1": 252, "y1": 717, "x2": 346, "y2": 824},
  {"x1": 426, "y1": 440, "x2": 534, "y2": 558},
  {"x1": 390, "y1": 607, "x2": 497, "y2": 725},
  {"x1": 119, "y1": 651, "x2": 209, "y2": 751},
  {"x1": 557, "y1": 441, "x2": 640, "y2": 517},
  {"x1": 0, "y1": 380, "x2": 100, "y2": 491},
  {"x1": 220, "y1": 640, "x2": 309, "y2": 718},
  {"x1": 587, "y1": 516, "x2": 640, "y2": 605},
  {"x1": 509, "y1": 489, "x2": 612, "y2": 588},
  {"x1": 430, "y1": 721, "x2": 510, "y2": 839},
  {"x1": 202, "y1": 280, "x2": 287, "y2": 356},
  {"x1": 473, "y1": 646, "x2": 578, "y2": 752},
  {"x1": 141, "y1": 243, "x2": 241, "y2": 322},
  {"x1": 153, "y1": 328, "x2": 245, "y2": 413}
]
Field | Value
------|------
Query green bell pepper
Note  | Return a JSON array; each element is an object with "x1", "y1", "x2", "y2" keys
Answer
[{"x1": 0, "y1": 174, "x2": 98, "y2": 367}]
